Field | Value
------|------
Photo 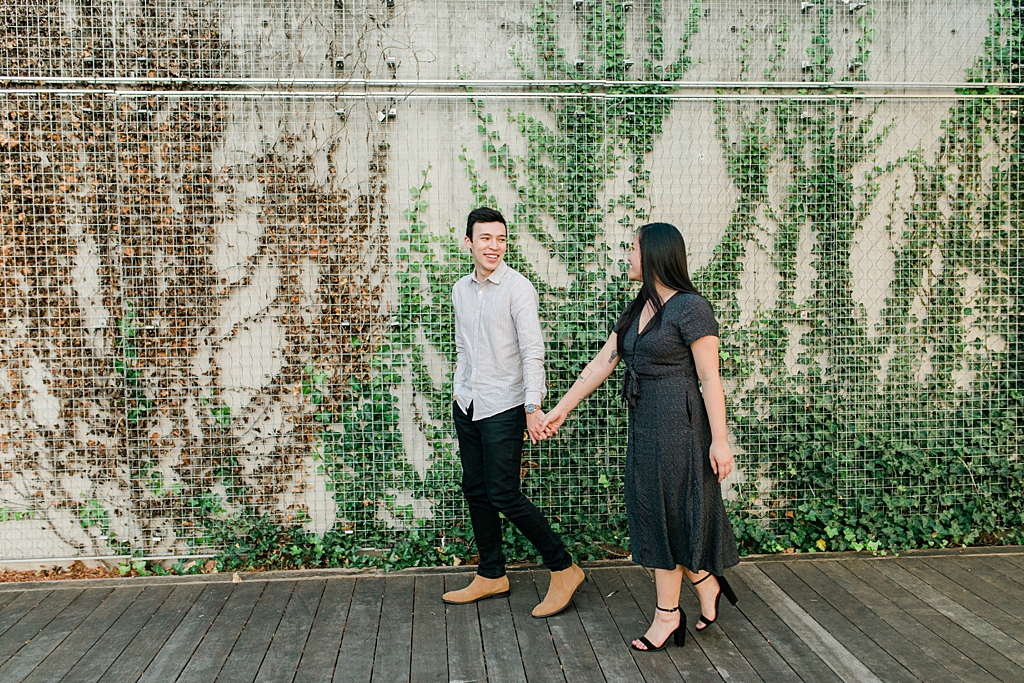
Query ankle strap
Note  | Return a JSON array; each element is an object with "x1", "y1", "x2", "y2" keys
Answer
[
  {"x1": 692, "y1": 572, "x2": 716, "y2": 586},
  {"x1": 656, "y1": 605, "x2": 680, "y2": 613}
]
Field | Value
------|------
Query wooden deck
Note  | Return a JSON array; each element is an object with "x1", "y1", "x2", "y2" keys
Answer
[{"x1": 0, "y1": 550, "x2": 1021, "y2": 682}]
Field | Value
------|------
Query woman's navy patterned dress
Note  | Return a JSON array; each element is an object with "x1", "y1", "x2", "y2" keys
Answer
[{"x1": 618, "y1": 292, "x2": 740, "y2": 574}]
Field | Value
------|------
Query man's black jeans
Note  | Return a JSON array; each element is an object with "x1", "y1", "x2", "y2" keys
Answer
[{"x1": 453, "y1": 402, "x2": 573, "y2": 578}]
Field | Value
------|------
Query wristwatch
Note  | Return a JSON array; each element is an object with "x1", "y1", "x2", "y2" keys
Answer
[{"x1": 525, "y1": 404, "x2": 539, "y2": 414}]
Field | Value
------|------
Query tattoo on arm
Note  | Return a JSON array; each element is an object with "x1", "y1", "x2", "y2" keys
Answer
[
  {"x1": 608, "y1": 349, "x2": 618, "y2": 363},
  {"x1": 575, "y1": 367, "x2": 594, "y2": 385}
]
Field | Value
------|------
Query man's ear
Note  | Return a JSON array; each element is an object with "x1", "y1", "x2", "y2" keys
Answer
[{"x1": 464, "y1": 235, "x2": 473, "y2": 249}]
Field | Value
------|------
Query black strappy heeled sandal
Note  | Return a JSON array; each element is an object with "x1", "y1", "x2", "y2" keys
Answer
[
  {"x1": 631, "y1": 605, "x2": 686, "y2": 651},
  {"x1": 692, "y1": 573, "x2": 738, "y2": 631}
]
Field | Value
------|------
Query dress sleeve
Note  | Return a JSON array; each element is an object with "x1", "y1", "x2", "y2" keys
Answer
[{"x1": 675, "y1": 294, "x2": 719, "y2": 346}]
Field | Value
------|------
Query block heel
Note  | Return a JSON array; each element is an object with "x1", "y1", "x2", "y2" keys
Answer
[{"x1": 693, "y1": 573, "x2": 738, "y2": 631}]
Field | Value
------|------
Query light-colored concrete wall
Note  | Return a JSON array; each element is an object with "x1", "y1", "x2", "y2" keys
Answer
[{"x1": 0, "y1": 1, "x2": 1013, "y2": 562}]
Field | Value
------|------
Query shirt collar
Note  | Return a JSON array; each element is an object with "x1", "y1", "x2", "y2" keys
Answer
[{"x1": 472, "y1": 260, "x2": 508, "y2": 285}]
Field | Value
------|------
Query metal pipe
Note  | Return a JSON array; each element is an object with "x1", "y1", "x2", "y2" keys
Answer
[
  {"x1": 3, "y1": 89, "x2": 1021, "y2": 101},
  {"x1": 0, "y1": 76, "x2": 1019, "y2": 90}
]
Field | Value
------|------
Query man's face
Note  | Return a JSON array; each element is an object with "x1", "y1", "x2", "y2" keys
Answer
[{"x1": 465, "y1": 221, "x2": 508, "y2": 276}]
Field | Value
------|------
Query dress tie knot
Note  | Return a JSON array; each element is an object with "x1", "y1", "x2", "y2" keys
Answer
[{"x1": 621, "y1": 366, "x2": 641, "y2": 408}]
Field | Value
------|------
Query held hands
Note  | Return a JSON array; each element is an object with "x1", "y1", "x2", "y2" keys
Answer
[
  {"x1": 539, "y1": 406, "x2": 568, "y2": 440},
  {"x1": 525, "y1": 405, "x2": 569, "y2": 443},
  {"x1": 709, "y1": 440, "x2": 734, "y2": 483},
  {"x1": 526, "y1": 409, "x2": 546, "y2": 444}
]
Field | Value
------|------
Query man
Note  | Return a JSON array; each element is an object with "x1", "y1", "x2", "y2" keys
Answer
[{"x1": 442, "y1": 207, "x2": 585, "y2": 618}]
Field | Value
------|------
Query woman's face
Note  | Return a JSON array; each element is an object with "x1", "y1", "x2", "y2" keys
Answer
[{"x1": 627, "y1": 233, "x2": 642, "y2": 282}]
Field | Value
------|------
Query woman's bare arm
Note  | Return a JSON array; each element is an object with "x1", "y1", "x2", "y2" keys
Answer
[
  {"x1": 691, "y1": 335, "x2": 734, "y2": 482},
  {"x1": 541, "y1": 333, "x2": 620, "y2": 436}
]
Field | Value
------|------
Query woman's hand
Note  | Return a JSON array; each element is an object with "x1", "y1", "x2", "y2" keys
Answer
[
  {"x1": 540, "y1": 406, "x2": 569, "y2": 438},
  {"x1": 709, "y1": 440, "x2": 734, "y2": 483}
]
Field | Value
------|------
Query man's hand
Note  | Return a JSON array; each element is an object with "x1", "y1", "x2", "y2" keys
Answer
[{"x1": 526, "y1": 409, "x2": 546, "y2": 444}]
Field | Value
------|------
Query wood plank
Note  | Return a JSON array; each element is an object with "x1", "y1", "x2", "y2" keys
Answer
[
  {"x1": 529, "y1": 570, "x2": 604, "y2": 683},
  {"x1": 22, "y1": 587, "x2": 143, "y2": 683},
  {"x1": 1002, "y1": 554, "x2": 1024, "y2": 571},
  {"x1": 893, "y1": 559, "x2": 1024, "y2": 648},
  {"x1": 587, "y1": 568, "x2": 689, "y2": 682},
  {"x1": 334, "y1": 577, "x2": 385, "y2": 683},
  {"x1": 950, "y1": 557, "x2": 1024, "y2": 596},
  {"x1": 98, "y1": 583, "x2": 206, "y2": 683},
  {"x1": 725, "y1": 570, "x2": 842, "y2": 683},
  {"x1": 676, "y1": 572, "x2": 764, "y2": 683},
  {"x1": 176, "y1": 581, "x2": 265, "y2": 683},
  {"x1": 684, "y1": 573, "x2": 798, "y2": 683},
  {"x1": 976, "y1": 556, "x2": 1024, "y2": 589},
  {"x1": 617, "y1": 567, "x2": 737, "y2": 683},
  {"x1": 760, "y1": 562, "x2": 916, "y2": 683},
  {"x1": 254, "y1": 580, "x2": 324, "y2": 683},
  {"x1": 0, "y1": 588, "x2": 111, "y2": 683},
  {"x1": 506, "y1": 571, "x2": 566, "y2": 683},
  {"x1": 788, "y1": 561, "x2": 960, "y2": 683},
  {"x1": 845, "y1": 561, "x2": 1024, "y2": 682},
  {"x1": 216, "y1": 580, "x2": 296, "y2": 683},
  {"x1": 409, "y1": 575, "x2": 447, "y2": 683},
  {"x1": 293, "y1": 579, "x2": 354, "y2": 683},
  {"x1": 0, "y1": 592, "x2": 53, "y2": 639},
  {"x1": 736, "y1": 564, "x2": 884, "y2": 683},
  {"x1": 370, "y1": 576, "x2": 415, "y2": 683},
  {"x1": 61, "y1": 585, "x2": 173, "y2": 683},
  {"x1": 878, "y1": 561, "x2": 1024, "y2": 668},
  {"x1": 443, "y1": 574, "x2": 486, "y2": 683},
  {"x1": 9, "y1": 559, "x2": 1019, "y2": 683},
  {"x1": 824, "y1": 561, "x2": 999, "y2": 683},
  {"x1": 476, "y1": 575, "x2": 526, "y2": 683},
  {"x1": 569, "y1": 569, "x2": 643, "y2": 683},
  {"x1": 921, "y1": 557, "x2": 1024, "y2": 629},
  {"x1": 0, "y1": 589, "x2": 82, "y2": 668},
  {"x1": 0, "y1": 591, "x2": 21, "y2": 614}
]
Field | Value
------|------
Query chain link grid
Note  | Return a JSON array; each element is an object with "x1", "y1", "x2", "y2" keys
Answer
[
  {"x1": 1, "y1": 1, "x2": 1004, "y2": 85},
  {"x1": 0, "y1": 92, "x2": 122, "y2": 560},
  {"x1": 113, "y1": 94, "x2": 386, "y2": 559},
  {"x1": 1, "y1": 1, "x2": 1022, "y2": 562}
]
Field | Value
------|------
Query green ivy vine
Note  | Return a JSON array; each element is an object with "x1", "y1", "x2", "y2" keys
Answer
[
  {"x1": 712, "y1": 2, "x2": 1023, "y2": 554},
  {"x1": 200, "y1": 2, "x2": 1023, "y2": 573}
]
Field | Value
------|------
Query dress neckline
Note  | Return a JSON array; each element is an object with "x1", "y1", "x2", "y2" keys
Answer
[{"x1": 637, "y1": 290, "x2": 680, "y2": 336}]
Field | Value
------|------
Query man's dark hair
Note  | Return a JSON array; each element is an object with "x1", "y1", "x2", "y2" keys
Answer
[{"x1": 466, "y1": 207, "x2": 507, "y2": 240}]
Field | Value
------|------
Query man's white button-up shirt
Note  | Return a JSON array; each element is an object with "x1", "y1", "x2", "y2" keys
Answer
[{"x1": 453, "y1": 261, "x2": 546, "y2": 420}]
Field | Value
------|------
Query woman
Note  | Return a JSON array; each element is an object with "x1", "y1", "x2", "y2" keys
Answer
[{"x1": 541, "y1": 222, "x2": 739, "y2": 651}]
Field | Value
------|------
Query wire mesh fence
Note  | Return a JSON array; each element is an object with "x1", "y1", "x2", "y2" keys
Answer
[
  {"x1": 0, "y1": 1, "x2": 1021, "y2": 564},
  {"x1": 0, "y1": 0, "x2": 1005, "y2": 85}
]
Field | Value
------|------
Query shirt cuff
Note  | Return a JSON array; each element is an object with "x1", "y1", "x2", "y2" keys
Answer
[{"x1": 525, "y1": 391, "x2": 544, "y2": 407}]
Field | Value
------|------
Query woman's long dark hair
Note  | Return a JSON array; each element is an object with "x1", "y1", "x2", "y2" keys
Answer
[{"x1": 614, "y1": 222, "x2": 700, "y2": 355}]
